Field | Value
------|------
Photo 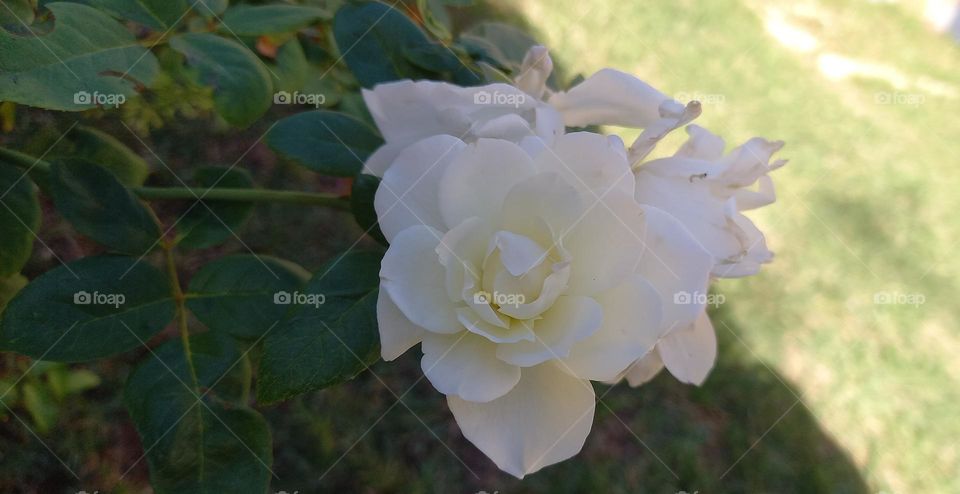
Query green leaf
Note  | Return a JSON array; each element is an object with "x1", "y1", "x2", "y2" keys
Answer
[
  {"x1": 351, "y1": 174, "x2": 387, "y2": 245},
  {"x1": 186, "y1": 255, "x2": 310, "y2": 340},
  {"x1": 0, "y1": 274, "x2": 27, "y2": 314},
  {"x1": 177, "y1": 166, "x2": 255, "y2": 250},
  {"x1": 332, "y1": 1, "x2": 438, "y2": 87},
  {"x1": 170, "y1": 33, "x2": 273, "y2": 128},
  {"x1": 50, "y1": 158, "x2": 161, "y2": 255},
  {"x1": 257, "y1": 251, "x2": 382, "y2": 403},
  {"x1": 272, "y1": 38, "x2": 309, "y2": 93},
  {"x1": 267, "y1": 111, "x2": 383, "y2": 177},
  {"x1": 63, "y1": 369, "x2": 101, "y2": 395},
  {"x1": 49, "y1": 126, "x2": 151, "y2": 187},
  {"x1": 0, "y1": 166, "x2": 39, "y2": 276},
  {"x1": 75, "y1": 0, "x2": 192, "y2": 30},
  {"x1": 461, "y1": 21, "x2": 539, "y2": 71},
  {"x1": 220, "y1": 4, "x2": 330, "y2": 36},
  {"x1": 300, "y1": 67, "x2": 340, "y2": 107},
  {"x1": 22, "y1": 381, "x2": 59, "y2": 433},
  {"x1": 197, "y1": 0, "x2": 229, "y2": 18},
  {"x1": 0, "y1": 256, "x2": 175, "y2": 362},
  {"x1": 125, "y1": 332, "x2": 272, "y2": 494},
  {"x1": 0, "y1": 377, "x2": 18, "y2": 407},
  {"x1": 0, "y1": 2, "x2": 160, "y2": 110},
  {"x1": 418, "y1": 0, "x2": 452, "y2": 40},
  {"x1": 0, "y1": 0, "x2": 35, "y2": 27}
]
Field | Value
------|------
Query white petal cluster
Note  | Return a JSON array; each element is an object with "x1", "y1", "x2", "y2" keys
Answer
[{"x1": 362, "y1": 45, "x2": 786, "y2": 478}]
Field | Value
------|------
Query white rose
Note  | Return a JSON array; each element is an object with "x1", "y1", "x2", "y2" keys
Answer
[
  {"x1": 360, "y1": 80, "x2": 563, "y2": 176},
  {"x1": 635, "y1": 124, "x2": 788, "y2": 279},
  {"x1": 614, "y1": 125, "x2": 787, "y2": 388},
  {"x1": 375, "y1": 132, "x2": 712, "y2": 477},
  {"x1": 360, "y1": 45, "x2": 697, "y2": 177}
]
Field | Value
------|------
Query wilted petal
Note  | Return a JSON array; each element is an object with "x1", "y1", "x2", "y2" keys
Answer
[
  {"x1": 659, "y1": 310, "x2": 718, "y2": 385},
  {"x1": 675, "y1": 124, "x2": 725, "y2": 161},
  {"x1": 549, "y1": 68, "x2": 678, "y2": 128},
  {"x1": 627, "y1": 101, "x2": 702, "y2": 164},
  {"x1": 515, "y1": 45, "x2": 554, "y2": 99},
  {"x1": 422, "y1": 332, "x2": 521, "y2": 402},
  {"x1": 448, "y1": 362, "x2": 595, "y2": 478}
]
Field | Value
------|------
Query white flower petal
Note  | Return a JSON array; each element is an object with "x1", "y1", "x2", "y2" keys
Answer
[
  {"x1": 472, "y1": 113, "x2": 536, "y2": 140},
  {"x1": 624, "y1": 350, "x2": 665, "y2": 387},
  {"x1": 421, "y1": 332, "x2": 521, "y2": 402},
  {"x1": 438, "y1": 138, "x2": 538, "y2": 229},
  {"x1": 734, "y1": 175, "x2": 776, "y2": 211},
  {"x1": 561, "y1": 276, "x2": 662, "y2": 381},
  {"x1": 381, "y1": 225, "x2": 461, "y2": 334},
  {"x1": 495, "y1": 262, "x2": 570, "y2": 320},
  {"x1": 375, "y1": 135, "x2": 466, "y2": 242},
  {"x1": 515, "y1": 45, "x2": 554, "y2": 99},
  {"x1": 659, "y1": 310, "x2": 717, "y2": 385},
  {"x1": 496, "y1": 296, "x2": 602, "y2": 367},
  {"x1": 626, "y1": 350, "x2": 663, "y2": 388},
  {"x1": 626, "y1": 101, "x2": 702, "y2": 164},
  {"x1": 548, "y1": 68, "x2": 677, "y2": 128},
  {"x1": 490, "y1": 230, "x2": 547, "y2": 276},
  {"x1": 675, "y1": 124, "x2": 725, "y2": 161},
  {"x1": 534, "y1": 132, "x2": 635, "y2": 197},
  {"x1": 500, "y1": 172, "x2": 584, "y2": 245},
  {"x1": 377, "y1": 288, "x2": 426, "y2": 361},
  {"x1": 457, "y1": 307, "x2": 534, "y2": 344},
  {"x1": 448, "y1": 362, "x2": 595, "y2": 478},
  {"x1": 636, "y1": 205, "x2": 714, "y2": 336},
  {"x1": 436, "y1": 217, "x2": 490, "y2": 302},
  {"x1": 563, "y1": 191, "x2": 647, "y2": 296},
  {"x1": 362, "y1": 141, "x2": 408, "y2": 177}
]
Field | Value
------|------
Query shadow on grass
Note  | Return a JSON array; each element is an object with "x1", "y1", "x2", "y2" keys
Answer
[{"x1": 265, "y1": 306, "x2": 869, "y2": 494}]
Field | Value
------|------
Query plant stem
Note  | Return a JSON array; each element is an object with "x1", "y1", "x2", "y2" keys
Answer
[
  {"x1": 134, "y1": 186, "x2": 351, "y2": 209},
  {"x1": 162, "y1": 239, "x2": 201, "y2": 389},
  {"x1": 0, "y1": 147, "x2": 50, "y2": 173},
  {"x1": 0, "y1": 146, "x2": 351, "y2": 210}
]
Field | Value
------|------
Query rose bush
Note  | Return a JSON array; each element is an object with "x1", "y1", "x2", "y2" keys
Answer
[{"x1": 0, "y1": 0, "x2": 785, "y2": 487}]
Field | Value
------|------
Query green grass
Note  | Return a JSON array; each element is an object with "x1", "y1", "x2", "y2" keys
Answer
[{"x1": 501, "y1": 0, "x2": 960, "y2": 492}]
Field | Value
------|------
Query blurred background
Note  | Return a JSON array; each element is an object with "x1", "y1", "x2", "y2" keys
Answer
[{"x1": 1, "y1": 0, "x2": 958, "y2": 492}]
